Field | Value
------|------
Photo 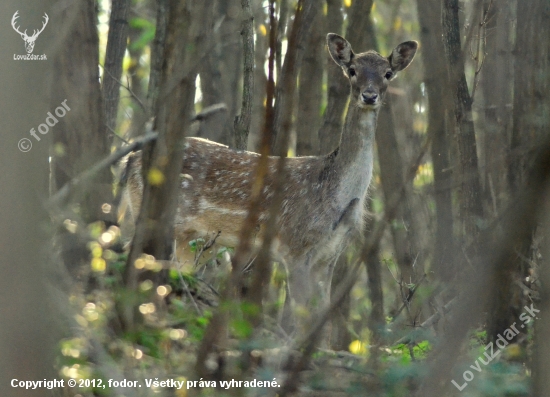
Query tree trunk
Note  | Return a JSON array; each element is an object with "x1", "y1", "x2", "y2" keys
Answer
[
  {"x1": 295, "y1": 1, "x2": 324, "y2": 156},
  {"x1": 480, "y1": 0, "x2": 512, "y2": 215},
  {"x1": 247, "y1": 3, "x2": 268, "y2": 150},
  {"x1": 509, "y1": 0, "x2": 550, "y2": 189},
  {"x1": 196, "y1": 0, "x2": 238, "y2": 145},
  {"x1": 102, "y1": 0, "x2": 130, "y2": 141},
  {"x1": 218, "y1": 0, "x2": 243, "y2": 146},
  {"x1": 147, "y1": 0, "x2": 168, "y2": 115},
  {"x1": 535, "y1": 183, "x2": 550, "y2": 397},
  {"x1": 361, "y1": 11, "x2": 423, "y2": 304},
  {"x1": 50, "y1": 0, "x2": 113, "y2": 276},
  {"x1": 417, "y1": 0, "x2": 455, "y2": 282},
  {"x1": 125, "y1": 2, "x2": 154, "y2": 141},
  {"x1": 0, "y1": 1, "x2": 58, "y2": 391},
  {"x1": 365, "y1": 218, "x2": 384, "y2": 351},
  {"x1": 123, "y1": 0, "x2": 212, "y2": 329},
  {"x1": 233, "y1": 0, "x2": 255, "y2": 150},
  {"x1": 442, "y1": 0, "x2": 484, "y2": 239},
  {"x1": 377, "y1": 100, "x2": 422, "y2": 290},
  {"x1": 488, "y1": 0, "x2": 550, "y2": 343},
  {"x1": 271, "y1": 0, "x2": 322, "y2": 154}
]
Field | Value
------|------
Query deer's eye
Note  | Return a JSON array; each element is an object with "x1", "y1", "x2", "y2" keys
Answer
[
  {"x1": 385, "y1": 71, "x2": 393, "y2": 79},
  {"x1": 349, "y1": 68, "x2": 356, "y2": 77}
]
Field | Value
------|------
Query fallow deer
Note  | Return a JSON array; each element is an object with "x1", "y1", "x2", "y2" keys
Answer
[{"x1": 124, "y1": 34, "x2": 417, "y2": 321}]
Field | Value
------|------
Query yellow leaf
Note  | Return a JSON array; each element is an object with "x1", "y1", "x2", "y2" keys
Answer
[
  {"x1": 175, "y1": 377, "x2": 187, "y2": 397},
  {"x1": 349, "y1": 339, "x2": 368, "y2": 355},
  {"x1": 393, "y1": 17, "x2": 402, "y2": 31},
  {"x1": 148, "y1": 167, "x2": 166, "y2": 186},
  {"x1": 259, "y1": 24, "x2": 267, "y2": 36},
  {"x1": 344, "y1": 0, "x2": 352, "y2": 7},
  {"x1": 91, "y1": 245, "x2": 103, "y2": 258},
  {"x1": 91, "y1": 258, "x2": 106, "y2": 272},
  {"x1": 503, "y1": 343, "x2": 523, "y2": 360}
]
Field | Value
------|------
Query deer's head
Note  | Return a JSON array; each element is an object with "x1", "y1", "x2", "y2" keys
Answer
[{"x1": 327, "y1": 34, "x2": 417, "y2": 110}]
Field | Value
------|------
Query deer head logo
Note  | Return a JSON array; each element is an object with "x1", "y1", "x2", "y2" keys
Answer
[{"x1": 11, "y1": 11, "x2": 49, "y2": 54}]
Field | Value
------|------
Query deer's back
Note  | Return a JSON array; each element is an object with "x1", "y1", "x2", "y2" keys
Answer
[{"x1": 124, "y1": 137, "x2": 365, "y2": 263}]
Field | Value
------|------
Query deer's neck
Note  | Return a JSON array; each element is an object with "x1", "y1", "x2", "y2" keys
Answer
[{"x1": 331, "y1": 103, "x2": 378, "y2": 202}]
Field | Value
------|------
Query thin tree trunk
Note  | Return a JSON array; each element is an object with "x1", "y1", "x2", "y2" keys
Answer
[
  {"x1": 125, "y1": 4, "x2": 151, "y2": 140},
  {"x1": 480, "y1": 0, "x2": 512, "y2": 215},
  {"x1": 417, "y1": 0, "x2": 455, "y2": 282},
  {"x1": 248, "y1": 3, "x2": 268, "y2": 150},
  {"x1": 442, "y1": 0, "x2": 484, "y2": 239},
  {"x1": 271, "y1": 0, "x2": 322, "y2": 154},
  {"x1": 361, "y1": 12, "x2": 423, "y2": 305},
  {"x1": 233, "y1": 0, "x2": 255, "y2": 150},
  {"x1": 123, "y1": 0, "x2": 212, "y2": 329},
  {"x1": 102, "y1": 0, "x2": 130, "y2": 140},
  {"x1": 196, "y1": 1, "x2": 234, "y2": 145},
  {"x1": 295, "y1": 1, "x2": 324, "y2": 156},
  {"x1": 377, "y1": 100, "x2": 422, "y2": 289},
  {"x1": 147, "y1": 0, "x2": 168, "y2": 114},
  {"x1": 366, "y1": 216, "x2": 384, "y2": 354},
  {"x1": 218, "y1": 0, "x2": 243, "y2": 146},
  {"x1": 276, "y1": 0, "x2": 289, "y2": 83}
]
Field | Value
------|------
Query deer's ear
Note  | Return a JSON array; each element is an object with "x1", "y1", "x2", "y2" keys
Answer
[
  {"x1": 388, "y1": 41, "x2": 418, "y2": 72},
  {"x1": 327, "y1": 33, "x2": 354, "y2": 68}
]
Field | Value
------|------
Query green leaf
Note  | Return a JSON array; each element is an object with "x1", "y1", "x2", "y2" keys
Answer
[{"x1": 230, "y1": 319, "x2": 253, "y2": 338}]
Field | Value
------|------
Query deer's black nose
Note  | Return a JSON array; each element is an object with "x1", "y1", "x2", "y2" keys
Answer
[{"x1": 362, "y1": 92, "x2": 378, "y2": 104}]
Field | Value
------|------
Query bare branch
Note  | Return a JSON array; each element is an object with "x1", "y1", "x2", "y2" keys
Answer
[{"x1": 48, "y1": 131, "x2": 158, "y2": 209}]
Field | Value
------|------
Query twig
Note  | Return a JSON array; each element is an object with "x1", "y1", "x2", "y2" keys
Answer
[
  {"x1": 102, "y1": 66, "x2": 148, "y2": 114},
  {"x1": 48, "y1": 131, "x2": 158, "y2": 208},
  {"x1": 177, "y1": 267, "x2": 202, "y2": 316},
  {"x1": 106, "y1": 124, "x2": 130, "y2": 144},
  {"x1": 48, "y1": 103, "x2": 226, "y2": 211},
  {"x1": 390, "y1": 273, "x2": 428, "y2": 324},
  {"x1": 192, "y1": 103, "x2": 227, "y2": 122},
  {"x1": 469, "y1": 0, "x2": 492, "y2": 100},
  {"x1": 193, "y1": 231, "x2": 221, "y2": 267},
  {"x1": 461, "y1": 0, "x2": 484, "y2": 57},
  {"x1": 196, "y1": 278, "x2": 221, "y2": 297},
  {"x1": 393, "y1": 297, "x2": 458, "y2": 345}
]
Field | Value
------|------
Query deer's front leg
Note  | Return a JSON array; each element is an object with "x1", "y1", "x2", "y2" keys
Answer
[{"x1": 281, "y1": 253, "x2": 315, "y2": 334}]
